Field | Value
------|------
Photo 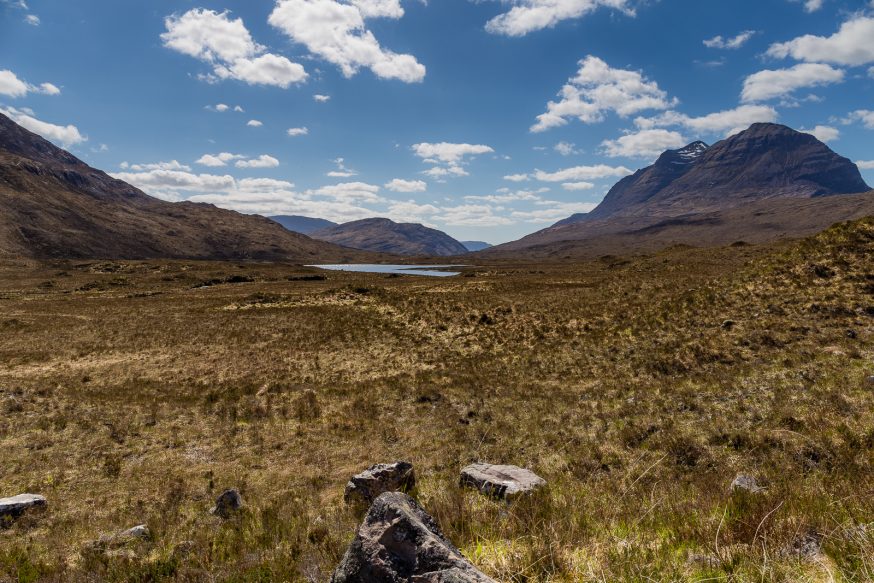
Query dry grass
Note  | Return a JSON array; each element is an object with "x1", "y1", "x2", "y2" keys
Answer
[{"x1": 1, "y1": 219, "x2": 873, "y2": 582}]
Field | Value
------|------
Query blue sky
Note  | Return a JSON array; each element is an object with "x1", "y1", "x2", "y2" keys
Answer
[{"x1": 2, "y1": 0, "x2": 873, "y2": 243}]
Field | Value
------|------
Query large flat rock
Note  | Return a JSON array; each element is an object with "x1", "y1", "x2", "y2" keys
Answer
[
  {"x1": 0, "y1": 494, "x2": 46, "y2": 525},
  {"x1": 460, "y1": 463, "x2": 546, "y2": 499},
  {"x1": 331, "y1": 492, "x2": 496, "y2": 583}
]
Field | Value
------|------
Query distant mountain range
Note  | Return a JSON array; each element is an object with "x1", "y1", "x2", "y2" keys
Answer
[
  {"x1": 269, "y1": 215, "x2": 338, "y2": 235},
  {"x1": 491, "y1": 123, "x2": 873, "y2": 256},
  {"x1": 309, "y1": 218, "x2": 469, "y2": 256},
  {"x1": 0, "y1": 113, "x2": 367, "y2": 262},
  {"x1": 460, "y1": 241, "x2": 492, "y2": 252}
]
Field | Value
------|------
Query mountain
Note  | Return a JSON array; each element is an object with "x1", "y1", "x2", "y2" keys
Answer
[
  {"x1": 494, "y1": 123, "x2": 871, "y2": 255},
  {"x1": 269, "y1": 215, "x2": 338, "y2": 235},
  {"x1": 311, "y1": 218, "x2": 469, "y2": 256},
  {"x1": 0, "y1": 113, "x2": 368, "y2": 262},
  {"x1": 461, "y1": 241, "x2": 493, "y2": 252}
]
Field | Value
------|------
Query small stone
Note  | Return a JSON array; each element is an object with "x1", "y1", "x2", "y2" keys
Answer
[
  {"x1": 330, "y1": 492, "x2": 496, "y2": 583},
  {"x1": 730, "y1": 474, "x2": 764, "y2": 493},
  {"x1": 460, "y1": 463, "x2": 546, "y2": 500},
  {"x1": 0, "y1": 494, "x2": 46, "y2": 526},
  {"x1": 344, "y1": 461, "x2": 416, "y2": 506},
  {"x1": 210, "y1": 489, "x2": 243, "y2": 519},
  {"x1": 721, "y1": 320, "x2": 735, "y2": 330}
]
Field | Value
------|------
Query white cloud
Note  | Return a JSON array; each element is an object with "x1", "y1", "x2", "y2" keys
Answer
[
  {"x1": 120, "y1": 160, "x2": 191, "y2": 172},
  {"x1": 483, "y1": 0, "x2": 635, "y2": 37},
  {"x1": 741, "y1": 63, "x2": 844, "y2": 102},
  {"x1": 703, "y1": 30, "x2": 756, "y2": 50},
  {"x1": 412, "y1": 142, "x2": 494, "y2": 164},
  {"x1": 766, "y1": 15, "x2": 874, "y2": 66},
  {"x1": 24, "y1": 13, "x2": 38, "y2": 25},
  {"x1": 423, "y1": 165, "x2": 469, "y2": 178},
  {"x1": 601, "y1": 128, "x2": 688, "y2": 159},
  {"x1": 465, "y1": 189, "x2": 545, "y2": 203},
  {"x1": 386, "y1": 200, "x2": 440, "y2": 223},
  {"x1": 327, "y1": 157, "x2": 358, "y2": 177},
  {"x1": 436, "y1": 204, "x2": 514, "y2": 227},
  {"x1": 314, "y1": 94, "x2": 331, "y2": 102},
  {"x1": 533, "y1": 163, "x2": 632, "y2": 182},
  {"x1": 0, "y1": 106, "x2": 85, "y2": 147},
  {"x1": 235, "y1": 154, "x2": 280, "y2": 168},
  {"x1": 112, "y1": 169, "x2": 237, "y2": 195},
  {"x1": 268, "y1": 0, "x2": 425, "y2": 83},
  {"x1": 287, "y1": 127, "x2": 309, "y2": 136},
  {"x1": 214, "y1": 103, "x2": 230, "y2": 112},
  {"x1": 802, "y1": 0, "x2": 824, "y2": 12},
  {"x1": 247, "y1": 119, "x2": 263, "y2": 127},
  {"x1": 554, "y1": 141, "x2": 579, "y2": 156},
  {"x1": 306, "y1": 181, "x2": 384, "y2": 203},
  {"x1": 0, "y1": 69, "x2": 61, "y2": 97},
  {"x1": 234, "y1": 105, "x2": 244, "y2": 112},
  {"x1": 510, "y1": 201, "x2": 598, "y2": 223},
  {"x1": 503, "y1": 173, "x2": 530, "y2": 182},
  {"x1": 531, "y1": 55, "x2": 677, "y2": 132},
  {"x1": 844, "y1": 110, "x2": 874, "y2": 129},
  {"x1": 385, "y1": 178, "x2": 427, "y2": 192},
  {"x1": 196, "y1": 152, "x2": 245, "y2": 167},
  {"x1": 635, "y1": 104, "x2": 779, "y2": 137},
  {"x1": 162, "y1": 9, "x2": 307, "y2": 88},
  {"x1": 802, "y1": 125, "x2": 839, "y2": 142},
  {"x1": 856, "y1": 160, "x2": 874, "y2": 169},
  {"x1": 562, "y1": 181, "x2": 595, "y2": 190}
]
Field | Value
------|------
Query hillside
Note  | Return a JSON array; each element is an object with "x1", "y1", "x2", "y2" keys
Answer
[
  {"x1": 311, "y1": 217, "x2": 469, "y2": 256},
  {"x1": 461, "y1": 241, "x2": 493, "y2": 252},
  {"x1": 0, "y1": 113, "x2": 368, "y2": 262},
  {"x1": 268, "y1": 215, "x2": 338, "y2": 235},
  {"x1": 494, "y1": 123, "x2": 871, "y2": 256}
]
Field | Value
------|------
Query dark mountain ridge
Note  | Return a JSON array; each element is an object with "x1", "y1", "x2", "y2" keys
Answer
[
  {"x1": 0, "y1": 113, "x2": 370, "y2": 261},
  {"x1": 269, "y1": 215, "x2": 338, "y2": 235},
  {"x1": 311, "y1": 218, "x2": 469, "y2": 256}
]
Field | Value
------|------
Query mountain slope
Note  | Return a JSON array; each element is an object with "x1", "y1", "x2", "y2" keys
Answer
[
  {"x1": 461, "y1": 241, "x2": 492, "y2": 252},
  {"x1": 495, "y1": 123, "x2": 870, "y2": 255},
  {"x1": 269, "y1": 215, "x2": 338, "y2": 235},
  {"x1": 0, "y1": 113, "x2": 368, "y2": 261},
  {"x1": 311, "y1": 218, "x2": 469, "y2": 256}
]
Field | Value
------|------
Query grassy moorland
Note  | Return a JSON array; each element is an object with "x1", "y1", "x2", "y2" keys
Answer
[{"x1": 0, "y1": 219, "x2": 872, "y2": 582}]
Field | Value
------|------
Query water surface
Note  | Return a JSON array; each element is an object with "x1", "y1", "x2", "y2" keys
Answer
[{"x1": 307, "y1": 264, "x2": 466, "y2": 277}]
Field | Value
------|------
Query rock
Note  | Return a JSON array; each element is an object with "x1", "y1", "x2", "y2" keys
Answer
[
  {"x1": 330, "y1": 492, "x2": 496, "y2": 583},
  {"x1": 865, "y1": 375, "x2": 874, "y2": 388},
  {"x1": 84, "y1": 524, "x2": 151, "y2": 555},
  {"x1": 344, "y1": 461, "x2": 416, "y2": 506},
  {"x1": 460, "y1": 463, "x2": 546, "y2": 500},
  {"x1": 210, "y1": 489, "x2": 243, "y2": 519},
  {"x1": 0, "y1": 494, "x2": 46, "y2": 525},
  {"x1": 721, "y1": 319, "x2": 735, "y2": 330},
  {"x1": 730, "y1": 474, "x2": 764, "y2": 493}
]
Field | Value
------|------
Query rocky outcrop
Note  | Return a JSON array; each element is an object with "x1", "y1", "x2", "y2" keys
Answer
[
  {"x1": 0, "y1": 494, "x2": 46, "y2": 526},
  {"x1": 460, "y1": 464, "x2": 546, "y2": 500},
  {"x1": 331, "y1": 492, "x2": 496, "y2": 583},
  {"x1": 210, "y1": 489, "x2": 243, "y2": 519},
  {"x1": 344, "y1": 461, "x2": 416, "y2": 506}
]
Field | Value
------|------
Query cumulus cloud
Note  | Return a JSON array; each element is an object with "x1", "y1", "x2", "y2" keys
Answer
[
  {"x1": 0, "y1": 69, "x2": 61, "y2": 97},
  {"x1": 741, "y1": 63, "x2": 844, "y2": 102},
  {"x1": 601, "y1": 128, "x2": 688, "y2": 159},
  {"x1": 503, "y1": 173, "x2": 530, "y2": 182},
  {"x1": 327, "y1": 157, "x2": 358, "y2": 177},
  {"x1": 856, "y1": 160, "x2": 874, "y2": 169},
  {"x1": 0, "y1": 106, "x2": 85, "y2": 146},
  {"x1": 196, "y1": 152, "x2": 245, "y2": 167},
  {"x1": 235, "y1": 154, "x2": 280, "y2": 168},
  {"x1": 412, "y1": 142, "x2": 494, "y2": 178},
  {"x1": 703, "y1": 30, "x2": 756, "y2": 50},
  {"x1": 314, "y1": 94, "x2": 331, "y2": 102},
  {"x1": 287, "y1": 126, "x2": 309, "y2": 136},
  {"x1": 802, "y1": 125, "x2": 839, "y2": 142},
  {"x1": 247, "y1": 119, "x2": 263, "y2": 127},
  {"x1": 635, "y1": 104, "x2": 779, "y2": 137},
  {"x1": 307, "y1": 181, "x2": 385, "y2": 203},
  {"x1": 385, "y1": 200, "x2": 440, "y2": 223},
  {"x1": 435, "y1": 204, "x2": 514, "y2": 227},
  {"x1": 24, "y1": 13, "x2": 38, "y2": 25},
  {"x1": 531, "y1": 55, "x2": 677, "y2": 132},
  {"x1": 562, "y1": 181, "x2": 595, "y2": 190},
  {"x1": 465, "y1": 189, "x2": 546, "y2": 203},
  {"x1": 554, "y1": 141, "x2": 579, "y2": 156},
  {"x1": 844, "y1": 109, "x2": 874, "y2": 129},
  {"x1": 800, "y1": 0, "x2": 824, "y2": 12},
  {"x1": 766, "y1": 15, "x2": 874, "y2": 66},
  {"x1": 162, "y1": 9, "x2": 307, "y2": 88},
  {"x1": 120, "y1": 160, "x2": 191, "y2": 172},
  {"x1": 483, "y1": 0, "x2": 635, "y2": 37},
  {"x1": 268, "y1": 0, "x2": 425, "y2": 83},
  {"x1": 510, "y1": 201, "x2": 599, "y2": 223},
  {"x1": 533, "y1": 163, "x2": 632, "y2": 182},
  {"x1": 385, "y1": 178, "x2": 427, "y2": 192}
]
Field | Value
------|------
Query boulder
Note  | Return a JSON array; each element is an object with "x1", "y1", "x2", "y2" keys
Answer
[
  {"x1": 210, "y1": 489, "x2": 243, "y2": 519},
  {"x1": 330, "y1": 492, "x2": 496, "y2": 583},
  {"x1": 344, "y1": 461, "x2": 416, "y2": 505},
  {"x1": 460, "y1": 463, "x2": 546, "y2": 500},
  {"x1": 730, "y1": 474, "x2": 764, "y2": 493},
  {"x1": 84, "y1": 524, "x2": 151, "y2": 555},
  {"x1": 0, "y1": 494, "x2": 46, "y2": 525}
]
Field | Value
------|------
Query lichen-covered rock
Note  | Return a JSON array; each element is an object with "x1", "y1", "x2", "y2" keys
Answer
[
  {"x1": 330, "y1": 492, "x2": 496, "y2": 583},
  {"x1": 730, "y1": 474, "x2": 764, "y2": 493},
  {"x1": 210, "y1": 489, "x2": 243, "y2": 519},
  {"x1": 344, "y1": 461, "x2": 416, "y2": 506},
  {"x1": 460, "y1": 463, "x2": 546, "y2": 500},
  {"x1": 0, "y1": 494, "x2": 46, "y2": 526}
]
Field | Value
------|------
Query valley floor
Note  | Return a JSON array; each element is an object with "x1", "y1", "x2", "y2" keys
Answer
[{"x1": 1, "y1": 220, "x2": 873, "y2": 582}]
